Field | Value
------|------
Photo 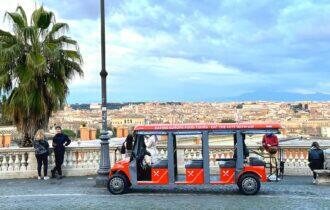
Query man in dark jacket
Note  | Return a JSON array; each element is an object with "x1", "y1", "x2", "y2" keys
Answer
[
  {"x1": 308, "y1": 142, "x2": 324, "y2": 183},
  {"x1": 51, "y1": 126, "x2": 71, "y2": 179},
  {"x1": 233, "y1": 134, "x2": 249, "y2": 159}
]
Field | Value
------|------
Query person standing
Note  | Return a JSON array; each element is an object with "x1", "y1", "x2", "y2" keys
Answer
[
  {"x1": 145, "y1": 135, "x2": 158, "y2": 164},
  {"x1": 51, "y1": 126, "x2": 71, "y2": 179},
  {"x1": 308, "y1": 142, "x2": 324, "y2": 183},
  {"x1": 34, "y1": 129, "x2": 49, "y2": 180},
  {"x1": 125, "y1": 134, "x2": 133, "y2": 159},
  {"x1": 120, "y1": 134, "x2": 134, "y2": 160},
  {"x1": 262, "y1": 133, "x2": 279, "y2": 155}
]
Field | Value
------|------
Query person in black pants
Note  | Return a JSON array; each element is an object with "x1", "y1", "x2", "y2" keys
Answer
[
  {"x1": 51, "y1": 126, "x2": 71, "y2": 179},
  {"x1": 308, "y1": 142, "x2": 324, "y2": 183},
  {"x1": 34, "y1": 129, "x2": 49, "y2": 180}
]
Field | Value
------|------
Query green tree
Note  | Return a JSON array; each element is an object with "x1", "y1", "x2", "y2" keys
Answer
[
  {"x1": 221, "y1": 119, "x2": 236, "y2": 123},
  {"x1": 0, "y1": 6, "x2": 83, "y2": 147},
  {"x1": 62, "y1": 129, "x2": 76, "y2": 139}
]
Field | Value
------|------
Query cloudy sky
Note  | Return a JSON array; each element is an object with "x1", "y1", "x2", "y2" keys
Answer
[{"x1": 1, "y1": 0, "x2": 330, "y2": 103}]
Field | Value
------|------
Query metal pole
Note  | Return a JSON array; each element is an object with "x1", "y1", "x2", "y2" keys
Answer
[{"x1": 96, "y1": 0, "x2": 110, "y2": 187}]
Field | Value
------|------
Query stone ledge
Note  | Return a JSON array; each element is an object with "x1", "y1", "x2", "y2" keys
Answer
[{"x1": 314, "y1": 169, "x2": 330, "y2": 185}]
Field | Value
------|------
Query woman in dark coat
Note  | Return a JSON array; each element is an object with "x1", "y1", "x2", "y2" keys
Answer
[
  {"x1": 308, "y1": 142, "x2": 324, "y2": 183},
  {"x1": 34, "y1": 129, "x2": 49, "y2": 180}
]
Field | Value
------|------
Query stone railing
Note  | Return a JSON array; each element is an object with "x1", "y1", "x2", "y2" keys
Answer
[
  {"x1": 1, "y1": 144, "x2": 328, "y2": 179},
  {"x1": 0, "y1": 147, "x2": 101, "y2": 179}
]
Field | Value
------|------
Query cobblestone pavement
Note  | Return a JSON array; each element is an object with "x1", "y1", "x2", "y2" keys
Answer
[{"x1": 0, "y1": 176, "x2": 329, "y2": 210}]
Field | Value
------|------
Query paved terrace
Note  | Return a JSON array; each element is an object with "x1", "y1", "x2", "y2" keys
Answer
[{"x1": 0, "y1": 176, "x2": 329, "y2": 209}]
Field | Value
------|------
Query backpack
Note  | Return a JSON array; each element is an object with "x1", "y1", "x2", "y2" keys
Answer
[
  {"x1": 309, "y1": 149, "x2": 322, "y2": 160},
  {"x1": 35, "y1": 141, "x2": 48, "y2": 155}
]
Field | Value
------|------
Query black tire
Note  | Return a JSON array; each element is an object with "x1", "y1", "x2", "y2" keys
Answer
[
  {"x1": 238, "y1": 173, "x2": 261, "y2": 195},
  {"x1": 107, "y1": 173, "x2": 129, "y2": 195}
]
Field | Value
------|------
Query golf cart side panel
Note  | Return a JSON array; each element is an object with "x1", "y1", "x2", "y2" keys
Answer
[
  {"x1": 241, "y1": 166, "x2": 267, "y2": 182},
  {"x1": 110, "y1": 159, "x2": 131, "y2": 179}
]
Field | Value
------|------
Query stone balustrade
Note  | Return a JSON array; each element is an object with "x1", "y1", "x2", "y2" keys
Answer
[
  {"x1": 0, "y1": 144, "x2": 327, "y2": 179},
  {"x1": 0, "y1": 147, "x2": 102, "y2": 179}
]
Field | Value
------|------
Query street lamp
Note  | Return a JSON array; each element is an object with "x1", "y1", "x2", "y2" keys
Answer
[{"x1": 96, "y1": 0, "x2": 110, "y2": 187}]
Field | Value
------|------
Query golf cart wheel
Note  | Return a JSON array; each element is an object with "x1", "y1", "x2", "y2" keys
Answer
[
  {"x1": 238, "y1": 173, "x2": 260, "y2": 195},
  {"x1": 108, "y1": 173, "x2": 129, "y2": 195}
]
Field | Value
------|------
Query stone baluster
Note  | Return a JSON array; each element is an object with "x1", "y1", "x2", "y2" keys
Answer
[
  {"x1": 67, "y1": 151, "x2": 73, "y2": 168},
  {"x1": 0, "y1": 156, "x2": 3, "y2": 172},
  {"x1": 14, "y1": 154, "x2": 20, "y2": 171},
  {"x1": 285, "y1": 149, "x2": 294, "y2": 171},
  {"x1": 198, "y1": 151, "x2": 203, "y2": 159},
  {"x1": 1, "y1": 155, "x2": 8, "y2": 171},
  {"x1": 83, "y1": 152, "x2": 88, "y2": 168},
  {"x1": 220, "y1": 153, "x2": 225, "y2": 159},
  {"x1": 27, "y1": 151, "x2": 37, "y2": 172},
  {"x1": 21, "y1": 153, "x2": 27, "y2": 171},
  {"x1": 190, "y1": 149, "x2": 195, "y2": 160},
  {"x1": 158, "y1": 149, "x2": 163, "y2": 159},
  {"x1": 94, "y1": 151, "x2": 100, "y2": 168},
  {"x1": 88, "y1": 151, "x2": 94, "y2": 168},
  {"x1": 194, "y1": 150, "x2": 199, "y2": 159},
  {"x1": 8, "y1": 155, "x2": 14, "y2": 171},
  {"x1": 189, "y1": 149, "x2": 193, "y2": 161},
  {"x1": 77, "y1": 152, "x2": 82, "y2": 168},
  {"x1": 186, "y1": 150, "x2": 192, "y2": 161},
  {"x1": 294, "y1": 150, "x2": 299, "y2": 165},
  {"x1": 299, "y1": 150, "x2": 305, "y2": 167},
  {"x1": 176, "y1": 148, "x2": 185, "y2": 171},
  {"x1": 91, "y1": 152, "x2": 96, "y2": 168},
  {"x1": 72, "y1": 151, "x2": 77, "y2": 168}
]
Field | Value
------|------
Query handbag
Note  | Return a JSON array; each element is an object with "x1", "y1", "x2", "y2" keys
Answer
[{"x1": 120, "y1": 142, "x2": 126, "y2": 154}]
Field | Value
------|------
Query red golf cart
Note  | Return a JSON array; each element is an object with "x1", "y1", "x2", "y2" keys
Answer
[{"x1": 108, "y1": 123, "x2": 281, "y2": 195}]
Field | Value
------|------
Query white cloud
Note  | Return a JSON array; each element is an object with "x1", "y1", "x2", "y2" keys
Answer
[{"x1": 2, "y1": 0, "x2": 330, "y2": 102}]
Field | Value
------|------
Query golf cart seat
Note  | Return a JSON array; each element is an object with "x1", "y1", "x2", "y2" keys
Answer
[
  {"x1": 218, "y1": 159, "x2": 236, "y2": 168},
  {"x1": 152, "y1": 159, "x2": 168, "y2": 168},
  {"x1": 185, "y1": 159, "x2": 203, "y2": 168},
  {"x1": 249, "y1": 157, "x2": 266, "y2": 166}
]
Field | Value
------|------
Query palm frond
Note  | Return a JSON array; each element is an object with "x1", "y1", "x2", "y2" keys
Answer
[
  {"x1": 5, "y1": 12, "x2": 26, "y2": 29},
  {"x1": 47, "y1": 23, "x2": 68, "y2": 39},
  {"x1": 15, "y1": 6, "x2": 28, "y2": 27},
  {"x1": 52, "y1": 35, "x2": 77, "y2": 46},
  {"x1": 32, "y1": 6, "x2": 54, "y2": 29}
]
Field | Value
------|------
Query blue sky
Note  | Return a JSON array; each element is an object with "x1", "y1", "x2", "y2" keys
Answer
[{"x1": 1, "y1": 0, "x2": 330, "y2": 103}]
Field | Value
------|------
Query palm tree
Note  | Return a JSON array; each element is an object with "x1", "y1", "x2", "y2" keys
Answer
[{"x1": 0, "y1": 6, "x2": 83, "y2": 147}]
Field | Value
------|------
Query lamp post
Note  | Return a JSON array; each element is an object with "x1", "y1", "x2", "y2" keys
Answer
[{"x1": 96, "y1": 0, "x2": 110, "y2": 187}]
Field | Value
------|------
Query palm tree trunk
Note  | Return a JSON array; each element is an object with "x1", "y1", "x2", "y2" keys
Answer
[{"x1": 22, "y1": 133, "x2": 32, "y2": 147}]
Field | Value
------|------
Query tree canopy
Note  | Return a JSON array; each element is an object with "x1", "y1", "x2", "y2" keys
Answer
[{"x1": 0, "y1": 6, "x2": 83, "y2": 146}]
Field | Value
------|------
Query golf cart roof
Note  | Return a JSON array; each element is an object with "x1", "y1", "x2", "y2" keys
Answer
[{"x1": 134, "y1": 123, "x2": 281, "y2": 132}]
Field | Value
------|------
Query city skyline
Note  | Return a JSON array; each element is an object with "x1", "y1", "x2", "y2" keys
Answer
[{"x1": 1, "y1": 0, "x2": 330, "y2": 103}]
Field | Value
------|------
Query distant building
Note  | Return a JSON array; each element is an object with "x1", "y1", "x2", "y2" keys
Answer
[
  {"x1": 80, "y1": 127, "x2": 97, "y2": 140},
  {"x1": 321, "y1": 127, "x2": 330, "y2": 138},
  {"x1": 90, "y1": 103, "x2": 101, "y2": 110},
  {"x1": 111, "y1": 116, "x2": 146, "y2": 127}
]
